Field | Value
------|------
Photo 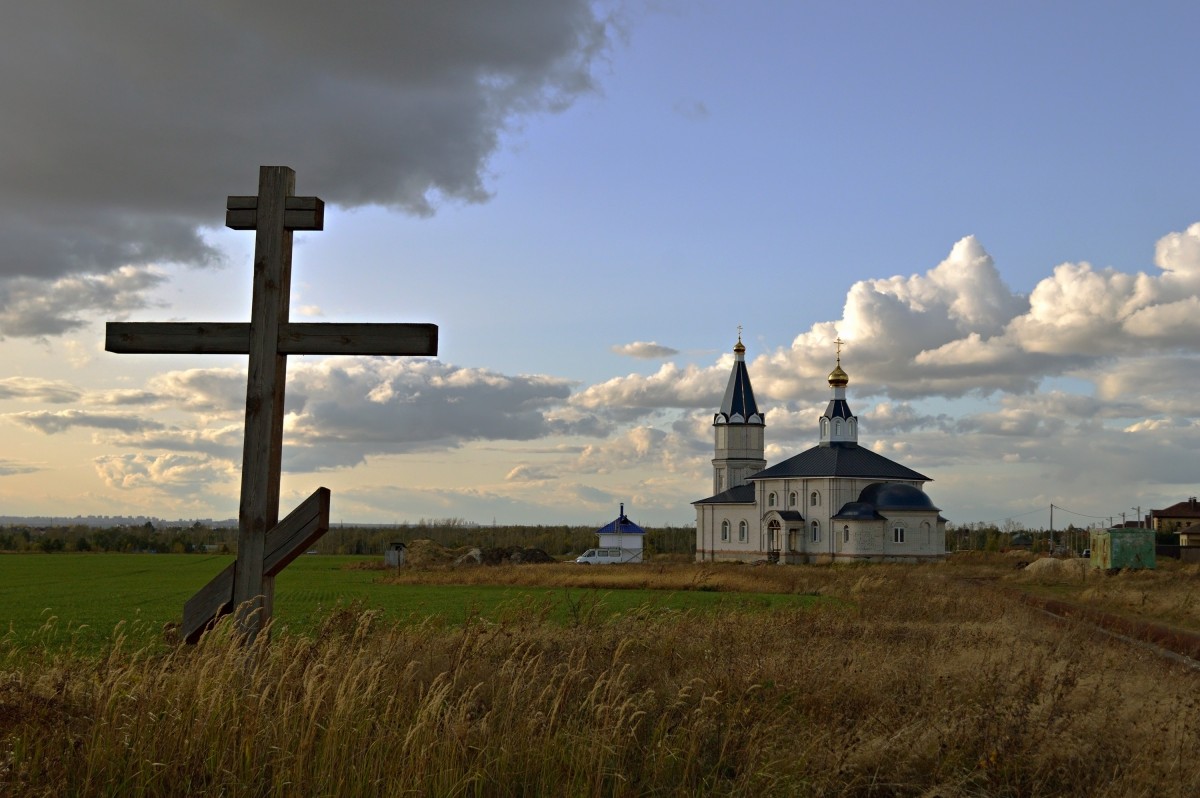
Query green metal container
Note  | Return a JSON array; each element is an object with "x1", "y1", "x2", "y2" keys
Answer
[{"x1": 1089, "y1": 527, "x2": 1156, "y2": 570}]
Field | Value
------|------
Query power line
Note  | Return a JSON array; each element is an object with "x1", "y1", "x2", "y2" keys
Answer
[
  {"x1": 967, "y1": 502, "x2": 1122, "y2": 529},
  {"x1": 1051, "y1": 503, "x2": 1114, "y2": 521},
  {"x1": 969, "y1": 505, "x2": 1051, "y2": 528}
]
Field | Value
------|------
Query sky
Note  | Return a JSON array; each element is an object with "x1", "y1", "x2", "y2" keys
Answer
[{"x1": 3, "y1": 1, "x2": 1200, "y2": 530}]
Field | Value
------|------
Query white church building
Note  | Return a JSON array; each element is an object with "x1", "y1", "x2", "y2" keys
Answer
[{"x1": 694, "y1": 337, "x2": 947, "y2": 563}]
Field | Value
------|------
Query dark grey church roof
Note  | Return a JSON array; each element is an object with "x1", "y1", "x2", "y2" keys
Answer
[
  {"x1": 749, "y1": 443, "x2": 930, "y2": 482},
  {"x1": 856, "y1": 482, "x2": 939, "y2": 511},
  {"x1": 832, "y1": 502, "x2": 886, "y2": 521},
  {"x1": 716, "y1": 359, "x2": 761, "y2": 424},
  {"x1": 692, "y1": 484, "x2": 755, "y2": 505}
]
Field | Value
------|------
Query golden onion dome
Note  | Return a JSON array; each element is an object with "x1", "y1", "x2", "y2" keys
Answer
[{"x1": 828, "y1": 362, "x2": 849, "y2": 387}]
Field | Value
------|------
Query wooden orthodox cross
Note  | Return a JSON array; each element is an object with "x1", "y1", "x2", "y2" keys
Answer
[{"x1": 106, "y1": 166, "x2": 438, "y2": 643}]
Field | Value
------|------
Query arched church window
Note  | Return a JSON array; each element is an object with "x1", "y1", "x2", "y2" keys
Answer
[
  {"x1": 767, "y1": 520, "x2": 780, "y2": 550},
  {"x1": 768, "y1": 492, "x2": 776, "y2": 507},
  {"x1": 843, "y1": 525, "x2": 850, "y2": 543},
  {"x1": 834, "y1": 420, "x2": 842, "y2": 435},
  {"x1": 821, "y1": 418, "x2": 829, "y2": 436},
  {"x1": 811, "y1": 520, "x2": 820, "y2": 542},
  {"x1": 738, "y1": 521, "x2": 748, "y2": 542},
  {"x1": 893, "y1": 526, "x2": 905, "y2": 544},
  {"x1": 721, "y1": 520, "x2": 730, "y2": 542},
  {"x1": 810, "y1": 491, "x2": 819, "y2": 506},
  {"x1": 789, "y1": 492, "x2": 797, "y2": 507},
  {"x1": 921, "y1": 521, "x2": 931, "y2": 545}
]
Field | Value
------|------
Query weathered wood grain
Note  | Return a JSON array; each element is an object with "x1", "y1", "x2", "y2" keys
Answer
[
  {"x1": 226, "y1": 194, "x2": 324, "y2": 230},
  {"x1": 264, "y1": 487, "x2": 330, "y2": 577},
  {"x1": 105, "y1": 322, "x2": 438, "y2": 356},
  {"x1": 180, "y1": 488, "x2": 330, "y2": 643},
  {"x1": 105, "y1": 322, "x2": 250, "y2": 354},
  {"x1": 280, "y1": 323, "x2": 438, "y2": 355},
  {"x1": 233, "y1": 165, "x2": 293, "y2": 640},
  {"x1": 182, "y1": 562, "x2": 235, "y2": 644}
]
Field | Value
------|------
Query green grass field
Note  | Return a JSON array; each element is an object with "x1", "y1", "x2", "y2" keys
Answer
[
  {"x1": 6, "y1": 554, "x2": 1200, "y2": 796},
  {"x1": 0, "y1": 553, "x2": 823, "y2": 653}
]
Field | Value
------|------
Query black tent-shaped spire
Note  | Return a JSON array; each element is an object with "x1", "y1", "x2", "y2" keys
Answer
[{"x1": 716, "y1": 334, "x2": 762, "y2": 424}]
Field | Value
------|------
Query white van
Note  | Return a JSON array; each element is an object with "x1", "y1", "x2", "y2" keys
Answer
[{"x1": 574, "y1": 547, "x2": 636, "y2": 565}]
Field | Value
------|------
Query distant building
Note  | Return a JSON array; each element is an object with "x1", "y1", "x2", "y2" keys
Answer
[
  {"x1": 593, "y1": 503, "x2": 645, "y2": 562},
  {"x1": 1149, "y1": 498, "x2": 1200, "y2": 533},
  {"x1": 1175, "y1": 522, "x2": 1200, "y2": 564},
  {"x1": 384, "y1": 541, "x2": 407, "y2": 567},
  {"x1": 694, "y1": 336, "x2": 947, "y2": 563},
  {"x1": 1008, "y1": 533, "x2": 1034, "y2": 551}
]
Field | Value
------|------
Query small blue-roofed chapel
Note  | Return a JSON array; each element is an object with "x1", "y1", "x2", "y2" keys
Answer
[
  {"x1": 693, "y1": 334, "x2": 948, "y2": 564},
  {"x1": 594, "y1": 503, "x2": 646, "y2": 562}
]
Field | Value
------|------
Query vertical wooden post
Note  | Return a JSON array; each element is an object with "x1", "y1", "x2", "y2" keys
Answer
[{"x1": 234, "y1": 165, "x2": 294, "y2": 640}]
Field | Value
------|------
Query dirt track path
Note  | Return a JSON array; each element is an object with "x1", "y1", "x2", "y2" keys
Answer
[{"x1": 1014, "y1": 589, "x2": 1200, "y2": 668}]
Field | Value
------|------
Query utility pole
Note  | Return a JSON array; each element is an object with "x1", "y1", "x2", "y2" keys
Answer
[
  {"x1": 1049, "y1": 504, "x2": 1054, "y2": 552},
  {"x1": 1132, "y1": 506, "x2": 1141, "y2": 527}
]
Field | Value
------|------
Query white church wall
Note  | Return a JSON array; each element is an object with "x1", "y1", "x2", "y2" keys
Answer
[
  {"x1": 855, "y1": 520, "x2": 885, "y2": 557},
  {"x1": 695, "y1": 504, "x2": 761, "y2": 562},
  {"x1": 879, "y1": 512, "x2": 945, "y2": 560}
]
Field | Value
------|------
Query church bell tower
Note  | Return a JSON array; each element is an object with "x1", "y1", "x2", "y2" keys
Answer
[{"x1": 712, "y1": 332, "x2": 766, "y2": 493}]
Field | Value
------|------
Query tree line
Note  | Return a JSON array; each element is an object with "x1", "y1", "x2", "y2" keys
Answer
[
  {"x1": 946, "y1": 521, "x2": 1176, "y2": 553},
  {"x1": 0, "y1": 518, "x2": 696, "y2": 558},
  {"x1": 14, "y1": 518, "x2": 1165, "y2": 558}
]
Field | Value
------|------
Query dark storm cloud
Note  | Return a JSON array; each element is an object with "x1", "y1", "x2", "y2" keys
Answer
[
  {"x1": 0, "y1": 1, "x2": 610, "y2": 333},
  {"x1": 7, "y1": 410, "x2": 166, "y2": 435},
  {"x1": 0, "y1": 459, "x2": 43, "y2": 477},
  {"x1": 6, "y1": 357, "x2": 594, "y2": 473},
  {"x1": 280, "y1": 358, "x2": 576, "y2": 470},
  {"x1": 0, "y1": 267, "x2": 166, "y2": 337},
  {"x1": 0, "y1": 377, "x2": 82, "y2": 404}
]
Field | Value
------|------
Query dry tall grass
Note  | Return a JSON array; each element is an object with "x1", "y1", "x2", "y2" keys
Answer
[
  {"x1": 1010, "y1": 557, "x2": 1200, "y2": 632},
  {"x1": 384, "y1": 560, "x2": 888, "y2": 595},
  {"x1": 3, "y1": 564, "x2": 1199, "y2": 797}
]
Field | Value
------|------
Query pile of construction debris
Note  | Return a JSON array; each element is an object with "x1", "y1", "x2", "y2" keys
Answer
[{"x1": 1015, "y1": 556, "x2": 1091, "y2": 580}]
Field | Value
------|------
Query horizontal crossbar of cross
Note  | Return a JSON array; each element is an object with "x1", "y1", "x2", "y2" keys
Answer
[{"x1": 106, "y1": 322, "x2": 438, "y2": 356}]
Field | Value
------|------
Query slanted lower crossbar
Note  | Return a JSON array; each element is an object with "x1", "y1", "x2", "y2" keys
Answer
[{"x1": 182, "y1": 487, "x2": 330, "y2": 644}]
